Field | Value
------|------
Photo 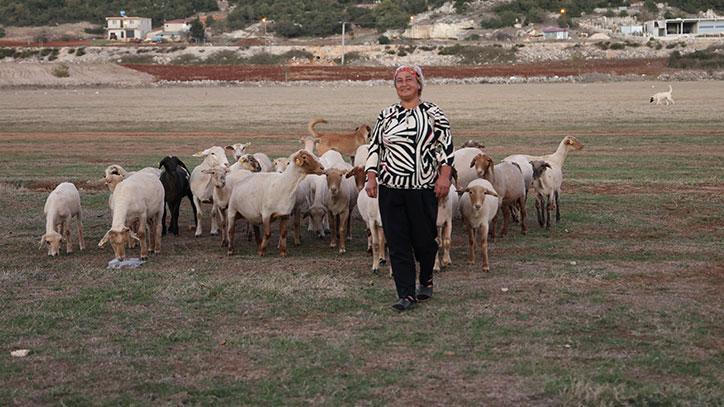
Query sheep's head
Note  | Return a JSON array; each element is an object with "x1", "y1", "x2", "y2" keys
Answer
[
  {"x1": 225, "y1": 143, "x2": 250, "y2": 161},
  {"x1": 98, "y1": 226, "x2": 140, "y2": 260},
  {"x1": 462, "y1": 185, "x2": 498, "y2": 211},
  {"x1": 193, "y1": 146, "x2": 229, "y2": 167},
  {"x1": 530, "y1": 160, "x2": 551, "y2": 180},
  {"x1": 459, "y1": 140, "x2": 486, "y2": 151},
  {"x1": 470, "y1": 153, "x2": 494, "y2": 179},
  {"x1": 40, "y1": 231, "x2": 63, "y2": 256},
  {"x1": 564, "y1": 136, "x2": 584, "y2": 151},
  {"x1": 273, "y1": 158, "x2": 290, "y2": 173},
  {"x1": 293, "y1": 150, "x2": 325, "y2": 175},
  {"x1": 202, "y1": 166, "x2": 230, "y2": 188},
  {"x1": 158, "y1": 155, "x2": 180, "y2": 172},
  {"x1": 325, "y1": 169, "x2": 346, "y2": 197},
  {"x1": 345, "y1": 166, "x2": 366, "y2": 191},
  {"x1": 238, "y1": 154, "x2": 262, "y2": 172}
]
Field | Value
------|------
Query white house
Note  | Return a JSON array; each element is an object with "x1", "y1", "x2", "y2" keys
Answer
[
  {"x1": 164, "y1": 19, "x2": 191, "y2": 33},
  {"x1": 106, "y1": 16, "x2": 152, "y2": 41},
  {"x1": 644, "y1": 17, "x2": 724, "y2": 37},
  {"x1": 543, "y1": 27, "x2": 569, "y2": 40}
]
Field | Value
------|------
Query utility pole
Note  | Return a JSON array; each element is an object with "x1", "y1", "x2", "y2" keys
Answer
[{"x1": 340, "y1": 21, "x2": 347, "y2": 65}]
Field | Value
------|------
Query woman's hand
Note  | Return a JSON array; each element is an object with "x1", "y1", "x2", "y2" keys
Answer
[
  {"x1": 435, "y1": 165, "x2": 452, "y2": 199},
  {"x1": 365, "y1": 173, "x2": 378, "y2": 198}
]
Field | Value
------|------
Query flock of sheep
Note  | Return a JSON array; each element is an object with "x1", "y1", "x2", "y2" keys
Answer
[{"x1": 39, "y1": 117, "x2": 583, "y2": 274}]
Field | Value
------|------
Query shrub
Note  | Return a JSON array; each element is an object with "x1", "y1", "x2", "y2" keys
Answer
[
  {"x1": 609, "y1": 42, "x2": 625, "y2": 50},
  {"x1": 465, "y1": 34, "x2": 480, "y2": 41},
  {"x1": 83, "y1": 27, "x2": 106, "y2": 35},
  {"x1": 0, "y1": 47, "x2": 14, "y2": 59},
  {"x1": 67, "y1": 48, "x2": 76, "y2": 54},
  {"x1": 51, "y1": 64, "x2": 70, "y2": 78},
  {"x1": 668, "y1": 46, "x2": 724, "y2": 70},
  {"x1": 246, "y1": 52, "x2": 283, "y2": 65},
  {"x1": 438, "y1": 44, "x2": 516, "y2": 64},
  {"x1": 171, "y1": 54, "x2": 202, "y2": 65},
  {"x1": 378, "y1": 35, "x2": 390, "y2": 45},
  {"x1": 619, "y1": 10, "x2": 628, "y2": 17},
  {"x1": 0, "y1": 27, "x2": 6, "y2": 38},
  {"x1": 204, "y1": 50, "x2": 245, "y2": 64},
  {"x1": 666, "y1": 43, "x2": 677, "y2": 49},
  {"x1": 480, "y1": 11, "x2": 517, "y2": 29},
  {"x1": 341, "y1": 51, "x2": 366, "y2": 64},
  {"x1": 118, "y1": 54, "x2": 155, "y2": 64},
  {"x1": 282, "y1": 49, "x2": 313, "y2": 60},
  {"x1": 76, "y1": 47, "x2": 86, "y2": 57}
]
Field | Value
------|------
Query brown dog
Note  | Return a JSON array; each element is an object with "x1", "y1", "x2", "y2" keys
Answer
[{"x1": 307, "y1": 117, "x2": 370, "y2": 160}]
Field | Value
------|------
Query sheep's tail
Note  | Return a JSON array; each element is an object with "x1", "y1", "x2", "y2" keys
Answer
[{"x1": 308, "y1": 117, "x2": 327, "y2": 138}]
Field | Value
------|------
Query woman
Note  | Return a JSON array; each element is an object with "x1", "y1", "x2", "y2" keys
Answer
[{"x1": 364, "y1": 65, "x2": 453, "y2": 311}]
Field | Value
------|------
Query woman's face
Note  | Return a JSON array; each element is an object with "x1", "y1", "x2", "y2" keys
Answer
[{"x1": 395, "y1": 70, "x2": 420, "y2": 102}]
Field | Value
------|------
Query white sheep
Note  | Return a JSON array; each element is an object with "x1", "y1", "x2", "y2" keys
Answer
[
  {"x1": 530, "y1": 160, "x2": 563, "y2": 229},
  {"x1": 229, "y1": 154, "x2": 262, "y2": 172},
  {"x1": 40, "y1": 182, "x2": 85, "y2": 256},
  {"x1": 471, "y1": 153, "x2": 527, "y2": 237},
  {"x1": 356, "y1": 181, "x2": 388, "y2": 276},
  {"x1": 504, "y1": 136, "x2": 583, "y2": 170},
  {"x1": 458, "y1": 179, "x2": 499, "y2": 272},
  {"x1": 203, "y1": 166, "x2": 253, "y2": 246},
  {"x1": 452, "y1": 147, "x2": 488, "y2": 189},
  {"x1": 433, "y1": 183, "x2": 459, "y2": 272},
  {"x1": 226, "y1": 150, "x2": 325, "y2": 257},
  {"x1": 189, "y1": 146, "x2": 230, "y2": 237},
  {"x1": 323, "y1": 163, "x2": 358, "y2": 253},
  {"x1": 273, "y1": 157, "x2": 290, "y2": 173},
  {"x1": 225, "y1": 143, "x2": 250, "y2": 161},
  {"x1": 98, "y1": 171, "x2": 165, "y2": 260}
]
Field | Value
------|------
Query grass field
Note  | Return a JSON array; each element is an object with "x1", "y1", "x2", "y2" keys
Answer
[{"x1": 1, "y1": 81, "x2": 723, "y2": 405}]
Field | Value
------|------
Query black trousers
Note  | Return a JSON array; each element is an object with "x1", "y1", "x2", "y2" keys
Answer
[{"x1": 378, "y1": 185, "x2": 438, "y2": 299}]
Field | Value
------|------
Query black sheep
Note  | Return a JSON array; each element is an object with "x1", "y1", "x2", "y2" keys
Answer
[{"x1": 159, "y1": 156, "x2": 197, "y2": 235}]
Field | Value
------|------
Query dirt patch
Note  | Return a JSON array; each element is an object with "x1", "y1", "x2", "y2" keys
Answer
[{"x1": 122, "y1": 58, "x2": 672, "y2": 82}]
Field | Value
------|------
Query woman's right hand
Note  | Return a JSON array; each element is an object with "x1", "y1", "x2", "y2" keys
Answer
[{"x1": 365, "y1": 173, "x2": 378, "y2": 198}]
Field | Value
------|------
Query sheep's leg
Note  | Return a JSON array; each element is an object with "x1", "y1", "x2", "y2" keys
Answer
[
  {"x1": 193, "y1": 196, "x2": 203, "y2": 237},
  {"x1": 226, "y1": 212, "x2": 238, "y2": 256},
  {"x1": 328, "y1": 211, "x2": 337, "y2": 248},
  {"x1": 219, "y1": 207, "x2": 228, "y2": 246},
  {"x1": 76, "y1": 215, "x2": 85, "y2": 251},
  {"x1": 443, "y1": 222, "x2": 452, "y2": 267},
  {"x1": 554, "y1": 190, "x2": 561, "y2": 224},
  {"x1": 519, "y1": 198, "x2": 528, "y2": 235},
  {"x1": 259, "y1": 218, "x2": 272, "y2": 257},
  {"x1": 433, "y1": 225, "x2": 442, "y2": 273},
  {"x1": 279, "y1": 215, "x2": 289, "y2": 257},
  {"x1": 501, "y1": 204, "x2": 511, "y2": 237},
  {"x1": 63, "y1": 219, "x2": 73, "y2": 254},
  {"x1": 545, "y1": 195, "x2": 552, "y2": 230},
  {"x1": 161, "y1": 204, "x2": 168, "y2": 236},
  {"x1": 338, "y1": 210, "x2": 349, "y2": 254},
  {"x1": 293, "y1": 209, "x2": 301, "y2": 246},
  {"x1": 210, "y1": 203, "x2": 220, "y2": 236},
  {"x1": 467, "y1": 223, "x2": 476, "y2": 264},
  {"x1": 490, "y1": 211, "x2": 499, "y2": 241},
  {"x1": 187, "y1": 192, "x2": 197, "y2": 229},
  {"x1": 171, "y1": 200, "x2": 182, "y2": 235},
  {"x1": 147, "y1": 219, "x2": 156, "y2": 253},
  {"x1": 481, "y1": 224, "x2": 490, "y2": 272},
  {"x1": 366, "y1": 228, "x2": 372, "y2": 253},
  {"x1": 346, "y1": 214, "x2": 353, "y2": 241},
  {"x1": 154, "y1": 216, "x2": 162, "y2": 254},
  {"x1": 253, "y1": 225, "x2": 261, "y2": 246},
  {"x1": 535, "y1": 194, "x2": 545, "y2": 227},
  {"x1": 138, "y1": 217, "x2": 149, "y2": 260},
  {"x1": 371, "y1": 223, "x2": 380, "y2": 275}
]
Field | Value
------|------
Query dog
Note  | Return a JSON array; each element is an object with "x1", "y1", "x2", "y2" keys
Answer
[
  {"x1": 650, "y1": 85, "x2": 674, "y2": 105},
  {"x1": 307, "y1": 117, "x2": 371, "y2": 161}
]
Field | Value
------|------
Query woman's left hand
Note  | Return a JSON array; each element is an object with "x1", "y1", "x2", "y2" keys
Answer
[{"x1": 435, "y1": 166, "x2": 452, "y2": 199}]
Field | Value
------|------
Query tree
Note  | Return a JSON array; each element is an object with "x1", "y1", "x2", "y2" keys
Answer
[{"x1": 190, "y1": 17, "x2": 205, "y2": 43}]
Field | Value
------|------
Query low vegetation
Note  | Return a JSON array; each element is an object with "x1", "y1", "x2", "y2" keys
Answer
[
  {"x1": 50, "y1": 63, "x2": 69, "y2": 78},
  {"x1": 668, "y1": 45, "x2": 724, "y2": 69},
  {"x1": 438, "y1": 44, "x2": 517, "y2": 64}
]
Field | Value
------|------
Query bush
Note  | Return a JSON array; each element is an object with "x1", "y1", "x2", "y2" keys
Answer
[
  {"x1": 668, "y1": 46, "x2": 724, "y2": 70},
  {"x1": 84, "y1": 26, "x2": 105, "y2": 35},
  {"x1": 341, "y1": 51, "x2": 366, "y2": 64},
  {"x1": 480, "y1": 11, "x2": 517, "y2": 29},
  {"x1": 204, "y1": 50, "x2": 245, "y2": 64},
  {"x1": 0, "y1": 47, "x2": 14, "y2": 59},
  {"x1": 465, "y1": 34, "x2": 480, "y2": 41},
  {"x1": 438, "y1": 44, "x2": 516, "y2": 64},
  {"x1": 0, "y1": 27, "x2": 5, "y2": 38},
  {"x1": 51, "y1": 64, "x2": 70, "y2": 78},
  {"x1": 619, "y1": 10, "x2": 628, "y2": 17},
  {"x1": 76, "y1": 47, "x2": 86, "y2": 57},
  {"x1": 171, "y1": 53, "x2": 202, "y2": 65},
  {"x1": 609, "y1": 42, "x2": 625, "y2": 50},
  {"x1": 246, "y1": 52, "x2": 283, "y2": 65},
  {"x1": 378, "y1": 35, "x2": 390, "y2": 45},
  {"x1": 282, "y1": 49, "x2": 313, "y2": 60},
  {"x1": 118, "y1": 54, "x2": 155, "y2": 64}
]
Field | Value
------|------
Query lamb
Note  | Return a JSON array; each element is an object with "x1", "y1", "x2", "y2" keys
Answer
[
  {"x1": 458, "y1": 179, "x2": 499, "y2": 272},
  {"x1": 452, "y1": 147, "x2": 489, "y2": 189},
  {"x1": 530, "y1": 160, "x2": 563, "y2": 229},
  {"x1": 203, "y1": 166, "x2": 253, "y2": 246},
  {"x1": 40, "y1": 182, "x2": 85, "y2": 256},
  {"x1": 158, "y1": 156, "x2": 196, "y2": 236},
  {"x1": 354, "y1": 175, "x2": 388, "y2": 276},
  {"x1": 103, "y1": 164, "x2": 159, "y2": 247},
  {"x1": 650, "y1": 85, "x2": 674, "y2": 105},
  {"x1": 433, "y1": 171, "x2": 459, "y2": 272},
  {"x1": 323, "y1": 163, "x2": 358, "y2": 253},
  {"x1": 302, "y1": 173, "x2": 329, "y2": 238},
  {"x1": 229, "y1": 154, "x2": 262, "y2": 172},
  {"x1": 189, "y1": 146, "x2": 230, "y2": 237},
  {"x1": 504, "y1": 136, "x2": 584, "y2": 170},
  {"x1": 225, "y1": 143, "x2": 250, "y2": 161},
  {"x1": 272, "y1": 157, "x2": 290, "y2": 173},
  {"x1": 307, "y1": 117, "x2": 370, "y2": 162},
  {"x1": 226, "y1": 150, "x2": 324, "y2": 257},
  {"x1": 98, "y1": 171, "x2": 165, "y2": 260},
  {"x1": 471, "y1": 153, "x2": 527, "y2": 237}
]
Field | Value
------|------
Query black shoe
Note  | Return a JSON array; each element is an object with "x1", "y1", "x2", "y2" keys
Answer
[
  {"x1": 391, "y1": 297, "x2": 416, "y2": 311},
  {"x1": 416, "y1": 285, "x2": 433, "y2": 301}
]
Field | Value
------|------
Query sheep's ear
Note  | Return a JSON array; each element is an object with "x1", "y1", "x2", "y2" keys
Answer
[
  {"x1": 129, "y1": 231, "x2": 141, "y2": 243},
  {"x1": 457, "y1": 188, "x2": 467, "y2": 197},
  {"x1": 484, "y1": 189, "x2": 499, "y2": 197},
  {"x1": 543, "y1": 162, "x2": 551, "y2": 169},
  {"x1": 98, "y1": 230, "x2": 111, "y2": 247},
  {"x1": 192, "y1": 151, "x2": 207, "y2": 158},
  {"x1": 201, "y1": 168, "x2": 214, "y2": 175},
  {"x1": 224, "y1": 145, "x2": 234, "y2": 151}
]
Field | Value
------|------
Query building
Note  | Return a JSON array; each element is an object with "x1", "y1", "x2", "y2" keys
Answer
[
  {"x1": 163, "y1": 19, "x2": 191, "y2": 33},
  {"x1": 620, "y1": 24, "x2": 644, "y2": 35},
  {"x1": 543, "y1": 27, "x2": 569, "y2": 40},
  {"x1": 644, "y1": 17, "x2": 724, "y2": 37},
  {"x1": 106, "y1": 16, "x2": 152, "y2": 41}
]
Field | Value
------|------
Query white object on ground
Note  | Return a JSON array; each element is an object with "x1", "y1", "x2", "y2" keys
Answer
[{"x1": 107, "y1": 258, "x2": 145, "y2": 269}]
